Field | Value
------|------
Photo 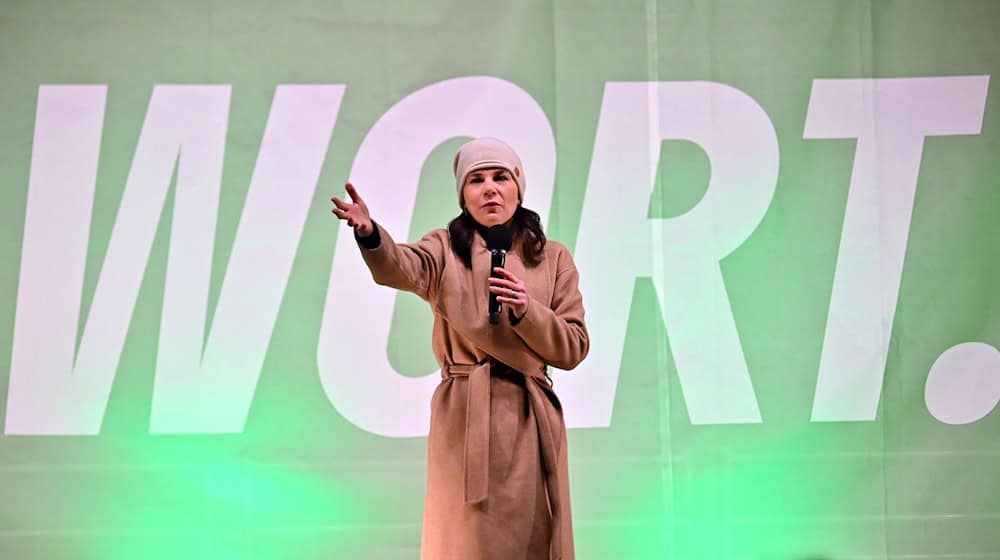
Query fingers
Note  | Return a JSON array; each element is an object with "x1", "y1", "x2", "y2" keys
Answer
[
  {"x1": 489, "y1": 274, "x2": 526, "y2": 310},
  {"x1": 492, "y1": 267, "x2": 526, "y2": 286},
  {"x1": 345, "y1": 182, "x2": 365, "y2": 206},
  {"x1": 331, "y1": 196, "x2": 352, "y2": 211},
  {"x1": 331, "y1": 207, "x2": 358, "y2": 228},
  {"x1": 488, "y1": 276, "x2": 519, "y2": 290},
  {"x1": 489, "y1": 285, "x2": 519, "y2": 295},
  {"x1": 332, "y1": 182, "x2": 365, "y2": 211},
  {"x1": 489, "y1": 273, "x2": 528, "y2": 318},
  {"x1": 489, "y1": 285, "x2": 526, "y2": 302},
  {"x1": 488, "y1": 276, "x2": 526, "y2": 301},
  {"x1": 492, "y1": 267, "x2": 517, "y2": 279}
]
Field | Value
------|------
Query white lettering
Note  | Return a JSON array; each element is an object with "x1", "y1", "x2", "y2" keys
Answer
[
  {"x1": 564, "y1": 82, "x2": 778, "y2": 426},
  {"x1": 805, "y1": 76, "x2": 989, "y2": 421}
]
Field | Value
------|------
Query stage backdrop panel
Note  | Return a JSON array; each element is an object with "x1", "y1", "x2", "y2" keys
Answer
[{"x1": 1, "y1": 1, "x2": 999, "y2": 559}]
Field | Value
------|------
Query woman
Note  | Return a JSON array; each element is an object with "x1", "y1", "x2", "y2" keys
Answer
[{"x1": 331, "y1": 137, "x2": 588, "y2": 560}]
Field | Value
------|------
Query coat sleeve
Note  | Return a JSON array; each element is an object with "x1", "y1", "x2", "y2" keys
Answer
[
  {"x1": 356, "y1": 222, "x2": 446, "y2": 302},
  {"x1": 510, "y1": 246, "x2": 590, "y2": 370}
]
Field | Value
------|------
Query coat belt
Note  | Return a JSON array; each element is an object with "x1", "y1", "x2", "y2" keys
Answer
[{"x1": 445, "y1": 361, "x2": 564, "y2": 560}]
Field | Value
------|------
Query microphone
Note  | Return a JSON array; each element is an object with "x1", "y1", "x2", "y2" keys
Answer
[{"x1": 484, "y1": 225, "x2": 513, "y2": 325}]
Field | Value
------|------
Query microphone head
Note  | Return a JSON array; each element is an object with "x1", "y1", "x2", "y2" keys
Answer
[{"x1": 484, "y1": 225, "x2": 513, "y2": 252}]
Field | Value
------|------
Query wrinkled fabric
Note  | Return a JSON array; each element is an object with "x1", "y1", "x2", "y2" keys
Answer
[{"x1": 357, "y1": 224, "x2": 589, "y2": 560}]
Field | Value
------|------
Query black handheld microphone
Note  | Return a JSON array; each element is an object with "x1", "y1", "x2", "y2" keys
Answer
[{"x1": 484, "y1": 225, "x2": 513, "y2": 325}]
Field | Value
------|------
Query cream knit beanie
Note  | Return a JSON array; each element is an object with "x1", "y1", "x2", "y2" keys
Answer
[{"x1": 452, "y1": 137, "x2": 525, "y2": 208}]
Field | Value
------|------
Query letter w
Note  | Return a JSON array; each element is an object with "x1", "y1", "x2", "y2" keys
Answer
[{"x1": 6, "y1": 84, "x2": 343, "y2": 434}]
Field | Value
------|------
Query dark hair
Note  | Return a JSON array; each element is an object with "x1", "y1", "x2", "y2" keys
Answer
[{"x1": 448, "y1": 206, "x2": 546, "y2": 268}]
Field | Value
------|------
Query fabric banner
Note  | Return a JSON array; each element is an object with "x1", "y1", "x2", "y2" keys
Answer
[{"x1": 1, "y1": 1, "x2": 998, "y2": 558}]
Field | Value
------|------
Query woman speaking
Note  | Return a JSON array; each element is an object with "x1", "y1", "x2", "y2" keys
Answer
[{"x1": 331, "y1": 137, "x2": 589, "y2": 560}]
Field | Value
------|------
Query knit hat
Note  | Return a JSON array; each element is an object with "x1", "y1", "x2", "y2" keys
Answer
[{"x1": 453, "y1": 137, "x2": 525, "y2": 208}]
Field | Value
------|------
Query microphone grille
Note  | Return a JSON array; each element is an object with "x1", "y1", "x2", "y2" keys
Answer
[{"x1": 484, "y1": 225, "x2": 513, "y2": 251}]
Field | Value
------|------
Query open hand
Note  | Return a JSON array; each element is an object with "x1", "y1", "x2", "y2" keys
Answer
[{"x1": 331, "y1": 183, "x2": 374, "y2": 237}]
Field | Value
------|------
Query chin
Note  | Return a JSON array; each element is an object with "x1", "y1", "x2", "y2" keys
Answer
[{"x1": 473, "y1": 211, "x2": 512, "y2": 227}]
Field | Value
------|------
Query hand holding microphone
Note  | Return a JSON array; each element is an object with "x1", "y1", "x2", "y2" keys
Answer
[
  {"x1": 489, "y1": 268, "x2": 528, "y2": 321},
  {"x1": 485, "y1": 225, "x2": 527, "y2": 324}
]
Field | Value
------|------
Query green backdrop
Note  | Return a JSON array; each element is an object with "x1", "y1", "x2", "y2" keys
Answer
[{"x1": 1, "y1": 1, "x2": 998, "y2": 558}]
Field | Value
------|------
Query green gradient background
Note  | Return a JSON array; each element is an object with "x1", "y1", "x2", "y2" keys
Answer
[{"x1": 1, "y1": 1, "x2": 999, "y2": 558}]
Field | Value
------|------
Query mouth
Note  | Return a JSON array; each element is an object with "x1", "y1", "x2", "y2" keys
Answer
[{"x1": 483, "y1": 202, "x2": 501, "y2": 209}]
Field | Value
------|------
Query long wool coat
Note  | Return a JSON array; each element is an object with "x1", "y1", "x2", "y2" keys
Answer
[{"x1": 356, "y1": 223, "x2": 589, "y2": 560}]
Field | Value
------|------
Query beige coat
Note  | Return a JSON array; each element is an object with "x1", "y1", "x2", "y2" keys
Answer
[{"x1": 357, "y1": 223, "x2": 589, "y2": 560}]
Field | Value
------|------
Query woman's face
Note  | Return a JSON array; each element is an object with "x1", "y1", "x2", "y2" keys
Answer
[{"x1": 462, "y1": 167, "x2": 519, "y2": 228}]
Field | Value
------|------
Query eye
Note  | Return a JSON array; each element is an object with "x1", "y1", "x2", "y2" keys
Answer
[
  {"x1": 494, "y1": 173, "x2": 510, "y2": 182},
  {"x1": 469, "y1": 176, "x2": 484, "y2": 184}
]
